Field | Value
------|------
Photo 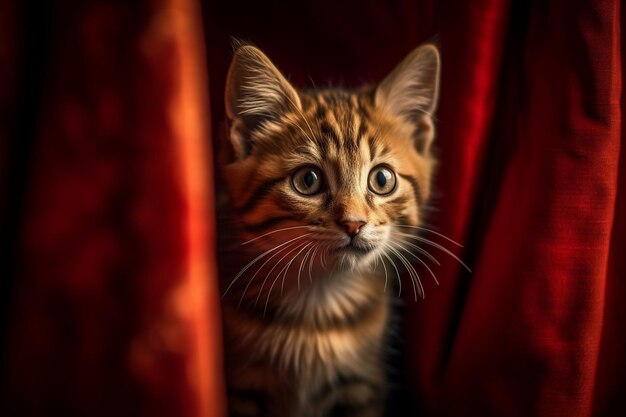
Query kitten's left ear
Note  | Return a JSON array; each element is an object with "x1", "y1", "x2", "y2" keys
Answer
[
  {"x1": 224, "y1": 45, "x2": 301, "y2": 160},
  {"x1": 375, "y1": 44, "x2": 441, "y2": 152}
]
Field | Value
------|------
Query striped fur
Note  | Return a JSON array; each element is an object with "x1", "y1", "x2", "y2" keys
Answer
[{"x1": 218, "y1": 44, "x2": 440, "y2": 417}]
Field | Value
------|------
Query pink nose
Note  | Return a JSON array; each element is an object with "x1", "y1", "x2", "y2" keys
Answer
[{"x1": 340, "y1": 220, "x2": 366, "y2": 237}]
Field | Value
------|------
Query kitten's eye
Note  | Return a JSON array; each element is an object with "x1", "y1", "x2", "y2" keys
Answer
[
  {"x1": 291, "y1": 166, "x2": 324, "y2": 195},
  {"x1": 368, "y1": 165, "x2": 396, "y2": 195}
]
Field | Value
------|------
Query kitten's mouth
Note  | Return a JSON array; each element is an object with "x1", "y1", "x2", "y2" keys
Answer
[{"x1": 337, "y1": 242, "x2": 374, "y2": 255}]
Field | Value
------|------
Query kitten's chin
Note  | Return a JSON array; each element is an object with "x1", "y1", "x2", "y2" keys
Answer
[{"x1": 334, "y1": 244, "x2": 379, "y2": 271}]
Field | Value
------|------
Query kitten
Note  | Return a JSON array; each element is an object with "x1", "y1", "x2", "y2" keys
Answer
[{"x1": 218, "y1": 43, "x2": 440, "y2": 417}]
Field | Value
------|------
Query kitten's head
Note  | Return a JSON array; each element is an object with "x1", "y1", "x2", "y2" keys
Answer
[{"x1": 222, "y1": 44, "x2": 440, "y2": 272}]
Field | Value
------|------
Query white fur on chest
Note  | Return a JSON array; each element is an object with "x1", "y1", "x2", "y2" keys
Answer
[{"x1": 227, "y1": 270, "x2": 389, "y2": 381}]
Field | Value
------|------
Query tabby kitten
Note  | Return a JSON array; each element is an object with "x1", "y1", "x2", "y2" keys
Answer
[{"x1": 218, "y1": 43, "x2": 440, "y2": 417}]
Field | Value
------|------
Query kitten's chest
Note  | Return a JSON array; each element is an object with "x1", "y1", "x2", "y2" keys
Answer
[
  {"x1": 221, "y1": 262, "x2": 392, "y2": 417},
  {"x1": 223, "y1": 270, "x2": 390, "y2": 377}
]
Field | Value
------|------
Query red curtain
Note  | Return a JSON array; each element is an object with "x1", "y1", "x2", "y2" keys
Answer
[{"x1": 1, "y1": 1, "x2": 624, "y2": 416}]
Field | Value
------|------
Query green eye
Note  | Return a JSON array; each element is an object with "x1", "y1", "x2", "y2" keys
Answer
[
  {"x1": 291, "y1": 166, "x2": 323, "y2": 195},
  {"x1": 368, "y1": 165, "x2": 396, "y2": 195}
]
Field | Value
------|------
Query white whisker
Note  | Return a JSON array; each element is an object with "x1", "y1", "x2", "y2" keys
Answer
[
  {"x1": 242, "y1": 225, "x2": 311, "y2": 246},
  {"x1": 266, "y1": 241, "x2": 310, "y2": 316},
  {"x1": 398, "y1": 248, "x2": 423, "y2": 299},
  {"x1": 386, "y1": 244, "x2": 421, "y2": 301},
  {"x1": 378, "y1": 253, "x2": 389, "y2": 292},
  {"x1": 308, "y1": 245, "x2": 320, "y2": 283},
  {"x1": 390, "y1": 237, "x2": 440, "y2": 286},
  {"x1": 224, "y1": 233, "x2": 312, "y2": 297},
  {"x1": 399, "y1": 239, "x2": 441, "y2": 266},
  {"x1": 237, "y1": 237, "x2": 305, "y2": 308},
  {"x1": 395, "y1": 224, "x2": 464, "y2": 247},
  {"x1": 283, "y1": 242, "x2": 313, "y2": 295},
  {"x1": 297, "y1": 243, "x2": 315, "y2": 291},
  {"x1": 254, "y1": 239, "x2": 311, "y2": 310},
  {"x1": 321, "y1": 246, "x2": 329, "y2": 269},
  {"x1": 396, "y1": 232, "x2": 471, "y2": 272},
  {"x1": 381, "y1": 251, "x2": 401, "y2": 297}
]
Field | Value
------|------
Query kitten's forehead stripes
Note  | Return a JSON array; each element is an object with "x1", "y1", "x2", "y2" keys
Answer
[
  {"x1": 249, "y1": 91, "x2": 378, "y2": 160},
  {"x1": 319, "y1": 122, "x2": 341, "y2": 152},
  {"x1": 367, "y1": 135, "x2": 376, "y2": 161}
]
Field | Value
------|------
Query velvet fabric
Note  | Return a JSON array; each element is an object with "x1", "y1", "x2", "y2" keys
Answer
[{"x1": 1, "y1": 1, "x2": 624, "y2": 416}]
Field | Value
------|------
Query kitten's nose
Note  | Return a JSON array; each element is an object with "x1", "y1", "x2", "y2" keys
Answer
[{"x1": 340, "y1": 220, "x2": 366, "y2": 237}]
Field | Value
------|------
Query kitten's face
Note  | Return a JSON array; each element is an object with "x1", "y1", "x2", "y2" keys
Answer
[{"x1": 222, "y1": 44, "x2": 440, "y2": 274}]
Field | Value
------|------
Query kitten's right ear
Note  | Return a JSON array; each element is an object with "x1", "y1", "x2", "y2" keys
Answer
[
  {"x1": 225, "y1": 45, "x2": 301, "y2": 160},
  {"x1": 375, "y1": 44, "x2": 440, "y2": 153}
]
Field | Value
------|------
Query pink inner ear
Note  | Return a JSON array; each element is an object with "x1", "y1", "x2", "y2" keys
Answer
[
  {"x1": 225, "y1": 45, "x2": 302, "y2": 124},
  {"x1": 227, "y1": 118, "x2": 250, "y2": 160},
  {"x1": 375, "y1": 44, "x2": 440, "y2": 119}
]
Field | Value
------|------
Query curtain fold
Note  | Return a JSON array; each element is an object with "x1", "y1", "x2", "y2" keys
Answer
[
  {"x1": 420, "y1": 1, "x2": 623, "y2": 415},
  {"x1": 1, "y1": 0, "x2": 624, "y2": 416},
  {"x1": 1, "y1": 1, "x2": 225, "y2": 416}
]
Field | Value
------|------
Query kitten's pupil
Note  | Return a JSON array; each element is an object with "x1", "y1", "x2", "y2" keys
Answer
[
  {"x1": 376, "y1": 171, "x2": 388, "y2": 188},
  {"x1": 304, "y1": 171, "x2": 317, "y2": 188}
]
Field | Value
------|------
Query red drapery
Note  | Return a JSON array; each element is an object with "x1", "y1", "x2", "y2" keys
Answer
[{"x1": 1, "y1": 1, "x2": 624, "y2": 416}]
